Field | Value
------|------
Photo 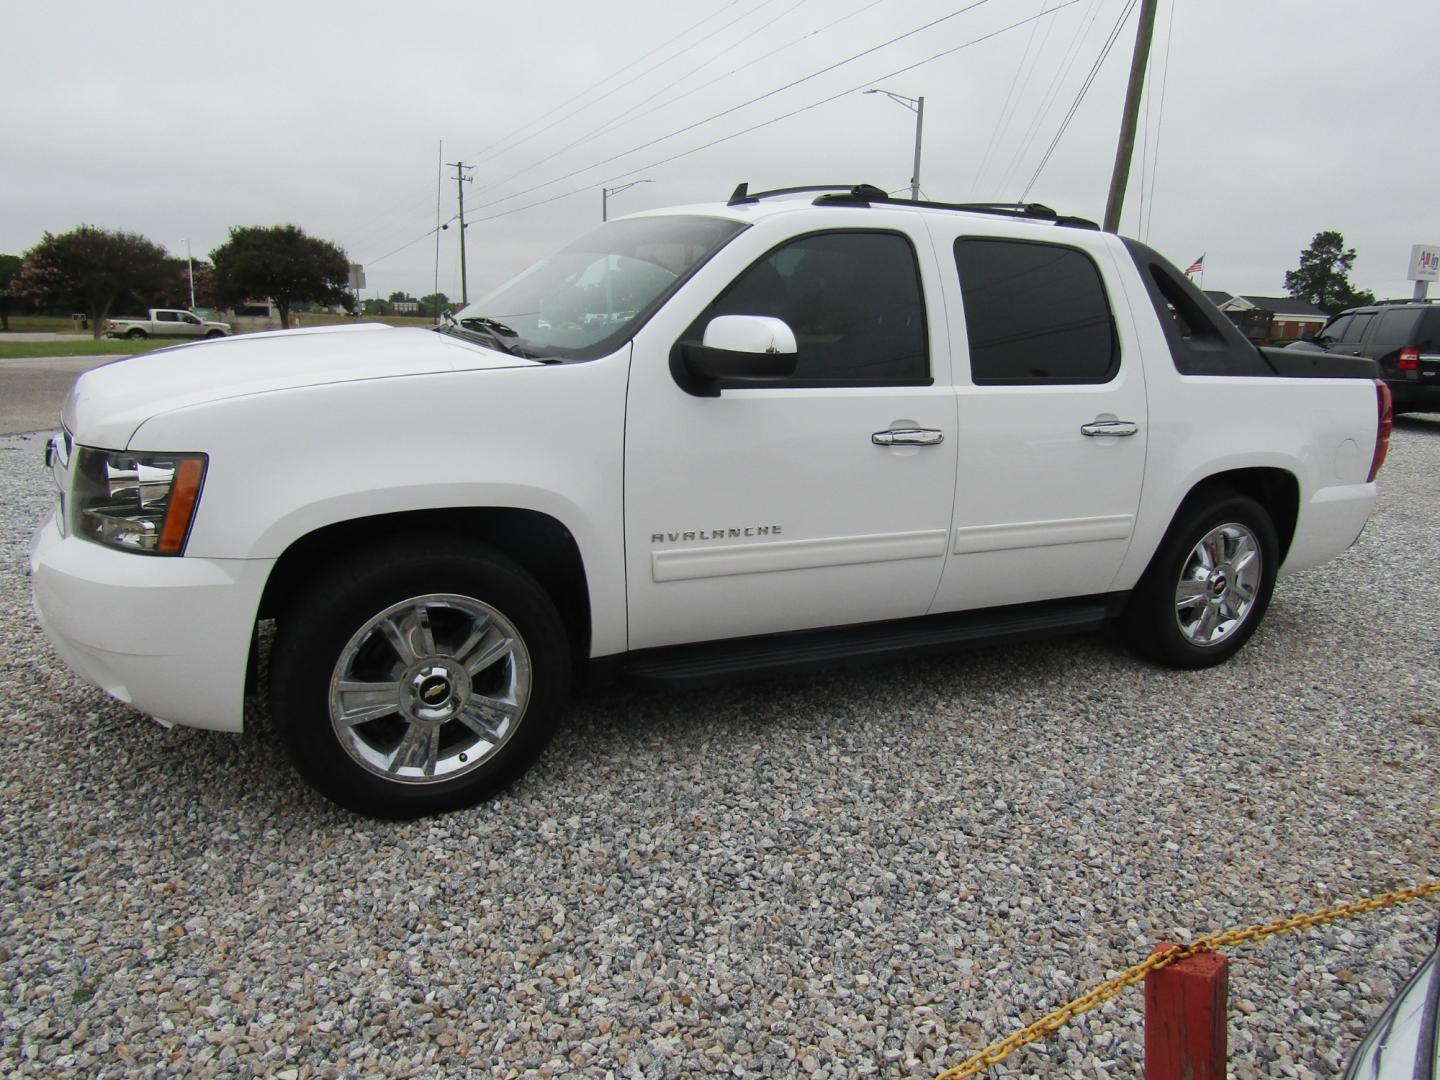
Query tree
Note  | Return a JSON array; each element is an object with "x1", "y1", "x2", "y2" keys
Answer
[
  {"x1": 420, "y1": 292, "x2": 451, "y2": 318},
  {"x1": 12, "y1": 226, "x2": 171, "y2": 339},
  {"x1": 1284, "y1": 231, "x2": 1377, "y2": 315},
  {"x1": 210, "y1": 225, "x2": 353, "y2": 329},
  {"x1": 0, "y1": 253, "x2": 21, "y2": 332},
  {"x1": 387, "y1": 291, "x2": 416, "y2": 304},
  {"x1": 361, "y1": 297, "x2": 391, "y2": 316}
]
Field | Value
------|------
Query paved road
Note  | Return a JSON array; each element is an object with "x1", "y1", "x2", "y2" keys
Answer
[{"x1": 0, "y1": 356, "x2": 115, "y2": 434}]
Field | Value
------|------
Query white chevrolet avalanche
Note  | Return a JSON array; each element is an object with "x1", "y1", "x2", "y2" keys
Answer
[{"x1": 31, "y1": 184, "x2": 1393, "y2": 817}]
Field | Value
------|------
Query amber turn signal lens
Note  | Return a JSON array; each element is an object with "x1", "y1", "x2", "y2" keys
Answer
[{"x1": 157, "y1": 457, "x2": 206, "y2": 554}]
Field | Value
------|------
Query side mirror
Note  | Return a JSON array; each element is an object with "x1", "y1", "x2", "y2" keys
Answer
[{"x1": 671, "y1": 315, "x2": 799, "y2": 396}]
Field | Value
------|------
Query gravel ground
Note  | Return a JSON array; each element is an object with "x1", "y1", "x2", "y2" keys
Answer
[{"x1": 2, "y1": 418, "x2": 1437, "y2": 1079}]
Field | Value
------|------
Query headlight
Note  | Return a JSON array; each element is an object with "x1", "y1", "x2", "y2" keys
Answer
[{"x1": 71, "y1": 448, "x2": 207, "y2": 555}]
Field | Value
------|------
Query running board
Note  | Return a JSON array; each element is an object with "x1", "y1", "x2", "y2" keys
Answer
[{"x1": 617, "y1": 595, "x2": 1121, "y2": 689}]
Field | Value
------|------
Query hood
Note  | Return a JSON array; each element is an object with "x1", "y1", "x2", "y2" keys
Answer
[{"x1": 65, "y1": 323, "x2": 539, "y2": 448}]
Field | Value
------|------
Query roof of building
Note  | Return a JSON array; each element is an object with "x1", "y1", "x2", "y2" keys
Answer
[
  {"x1": 1203, "y1": 290, "x2": 1233, "y2": 306},
  {"x1": 1229, "y1": 295, "x2": 1328, "y2": 318}
]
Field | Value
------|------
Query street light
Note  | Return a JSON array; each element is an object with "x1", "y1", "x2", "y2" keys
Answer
[
  {"x1": 864, "y1": 88, "x2": 925, "y2": 201},
  {"x1": 602, "y1": 179, "x2": 654, "y2": 221}
]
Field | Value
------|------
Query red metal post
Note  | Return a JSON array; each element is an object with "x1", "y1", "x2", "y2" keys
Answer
[{"x1": 1143, "y1": 945, "x2": 1229, "y2": 1080}]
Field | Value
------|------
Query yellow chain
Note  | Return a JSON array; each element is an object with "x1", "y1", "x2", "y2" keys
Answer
[{"x1": 935, "y1": 880, "x2": 1440, "y2": 1080}]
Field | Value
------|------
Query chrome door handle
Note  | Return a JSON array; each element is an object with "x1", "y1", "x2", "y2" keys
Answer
[
  {"x1": 872, "y1": 427, "x2": 945, "y2": 446},
  {"x1": 1080, "y1": 420, "x2": 1139, "y2": 437}
]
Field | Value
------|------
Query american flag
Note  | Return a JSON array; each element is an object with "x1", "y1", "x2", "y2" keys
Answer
[{"x1": 1184, "y1": 254, "x2": 1205, "y2": 275}]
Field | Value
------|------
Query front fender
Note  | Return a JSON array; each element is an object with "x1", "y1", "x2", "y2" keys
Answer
[{"x1": 127, "y1": 355, "x2": 632, "y2": 656}]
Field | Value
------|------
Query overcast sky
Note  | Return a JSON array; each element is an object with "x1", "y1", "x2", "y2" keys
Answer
[{"x1": 5, "y1": 0, "x2": 1437, "y2": 305}]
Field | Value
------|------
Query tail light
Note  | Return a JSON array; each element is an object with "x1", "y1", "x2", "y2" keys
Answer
[
  {"x1": 1367, "y1": 379, "x2": 1392, "y2": 482},
  {"x1": 106, "y1": 321, "x2": 117, "y2": 330},
  {"x1": 1397, "y1": 346, "x2": 1420, "y2": 372}
]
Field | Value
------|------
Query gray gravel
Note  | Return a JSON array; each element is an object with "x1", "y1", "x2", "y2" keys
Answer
[{"x1": 2, "y1": 418, "x2": 1437, "y2": 1079}]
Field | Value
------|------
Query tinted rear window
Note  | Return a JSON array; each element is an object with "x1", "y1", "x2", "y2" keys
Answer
[
  {"x1": 1373, "y1": 308, "x2": 1422, "y2": 347},
  {"x1": 955, "y1": 238, "x2": 1117, "y2": 384}
]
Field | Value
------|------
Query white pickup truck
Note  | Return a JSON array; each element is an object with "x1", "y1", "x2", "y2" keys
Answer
[
  {"x1": 32, "y1": 184, "x2": 1391, "y2": 817},
  {"x1": 106, "y1": 308, "x2": 231, "y2": 340}
]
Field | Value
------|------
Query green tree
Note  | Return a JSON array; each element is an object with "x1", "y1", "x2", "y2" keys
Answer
[
  {"x1": 12, "y1": 226, "x2": 171, "y2": 339},
  {"x1": 1284, "y1": 231, "x2": 1377, "y2": 315},
  {"x1": 387, "y1": 291, "x2": 416, "y2": 304},
  {"x1": 0, "y1": 253, "x2": 21, "y2": 332},
  {"x1": 361, "y1": 297, "x2": 392, "y2": 316},
  {"x1": 419, "y1": 292, "x2": 451, "y2": 318},
  {"x1": 210, "y1": 225, "x2": 353, "y2": 330}
]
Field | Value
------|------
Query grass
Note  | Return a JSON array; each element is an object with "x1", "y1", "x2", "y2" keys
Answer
[{"x1": 0, "y1": 339, "x2": 170, "y2": 359}]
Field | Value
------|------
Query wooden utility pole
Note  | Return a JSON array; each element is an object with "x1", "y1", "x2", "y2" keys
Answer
[
  {"x1": 448, "y1": 161, "x2": 473, "y2": 303},
  {"x1": 1102, "y1": 0, "x2": 1160, "y2": 233}
]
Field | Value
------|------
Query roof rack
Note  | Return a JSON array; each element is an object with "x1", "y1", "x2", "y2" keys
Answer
[
  {"x1": 1372, "y1": 297, "x2": 1437, "y2": 306},
  {"x1": 726, "y1": 183, "x2": 1099, "y2": 229}
]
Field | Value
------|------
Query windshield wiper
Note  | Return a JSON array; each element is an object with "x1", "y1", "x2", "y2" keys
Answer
[
  {"x1": 461, "y1": 315, "x2": 520, "y2": 338},
  {"x1": 433, "y1": 318, "x2": 559, "y2": 362}
]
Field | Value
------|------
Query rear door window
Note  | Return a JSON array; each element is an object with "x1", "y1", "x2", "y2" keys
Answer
[
  {"x1": 1341, "y1": 312, "x2": 1373, "y2": 343},
  {"x1": 954, "y1": 238, "x2": 1118, "y2": 384}
]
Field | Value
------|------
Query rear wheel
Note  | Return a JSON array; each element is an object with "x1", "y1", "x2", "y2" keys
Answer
[
  {"x1": 125, "y1": 328, "x2": 146, "y2": 340},
  {"x1": 270, "y1": 540, "x2": 571, "y2": 817},
  {"x1": 1124, "y1": 492, "x2": 1278, "y2": 669},
  {"x1": 205, "y1": 329, "x2": 224, "y2": 338}
]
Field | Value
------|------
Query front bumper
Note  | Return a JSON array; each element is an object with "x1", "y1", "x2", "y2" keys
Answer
[{"x1": 29, "y1": 511, "x2": 273, "y2": 732}]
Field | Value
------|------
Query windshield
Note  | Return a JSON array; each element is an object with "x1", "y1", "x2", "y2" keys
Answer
[{"x1": 453, "y1": 215, "x2": 746, "y2": 361}]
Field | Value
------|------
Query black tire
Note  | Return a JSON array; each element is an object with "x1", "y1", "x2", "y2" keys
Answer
[
  {"x1": 1123, "y1": 491, "x2": 1279, "y2": 669},
  {"x1": 125, "y1": 328, "x2": 146, "y2": 340},
  {"x1": 269, "y1": 539, "x2": 571, "y2": 818},
  {"x1": 205, "y1": 329, "x2": 224, "y2": 338}
]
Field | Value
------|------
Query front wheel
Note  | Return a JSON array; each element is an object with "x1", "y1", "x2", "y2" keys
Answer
[
  {"x1": 270, "y1": 540, "x2": 571, "y2": 817},
  {"x1": 1123, "y1": 492, "x2": 1279, "y2": 669}
]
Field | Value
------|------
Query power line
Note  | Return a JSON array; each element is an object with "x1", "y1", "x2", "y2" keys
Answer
[
  {"x1": 561, "y1": 0, "x2": 822, "y2": 165},
  {"x1": 349, "y1": 1, "x2": 740, "y2": 261},
  {"x1": 993, "y1": 0, "x2": 1107, "y2": 196},
  {"x1": 476, "y1": 0, "x2": 780, "y2": 182},
  {"x1": 468, "y1": 0, "x2": 1001, "y2": 215},
  {"x1": 1020, "y1": 0, "x2": 1138, "y2": 201},
  {"x1": 472, "y1": 1, "x2": 1079, "y2": 224},
  {"x1": 479, "y1": 0, "x2": 804, "y2": 199},
  {"x1": 367, "y1": 0, "x2": 1076, "y2": 268},
  {"x1": 1141, "y1": 0, "x2": 1177, "y2": 241},
  {"x1": 971, "y1": 0, "x2": 1052, "y2": 197}
]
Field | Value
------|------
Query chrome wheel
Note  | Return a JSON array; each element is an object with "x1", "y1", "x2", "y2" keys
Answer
[
  {"x1": 1173, "y1": 523, "x2": 1262, "y2": 648},
  {"x1": 327, "y1": 594, "x2": 531, "y2": 784}
]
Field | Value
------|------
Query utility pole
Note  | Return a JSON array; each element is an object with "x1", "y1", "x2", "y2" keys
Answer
[
  {"x1": 448, "y1": 161, "x2": 474, "y2": 303},
  {"x1": 602, "y1": 179, "x2": 653, "y2": 221},
  {"x1": 864, "y1": 89, "x2": 924, "y2": 201},
  {"x1": 1103, "y1": 0, "x2": 1160, "y2": 233}
]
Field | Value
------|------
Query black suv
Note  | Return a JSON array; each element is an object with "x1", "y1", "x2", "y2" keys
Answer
[{"x1": 1304, "y1": 300, "x2": 1440, "y2": 413}]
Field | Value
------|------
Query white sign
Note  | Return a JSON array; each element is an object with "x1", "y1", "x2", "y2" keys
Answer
[
  {"x1": 347, "y1": 263, "x2": 366, "y2": 290},
  {"x1": 1408, "y1": 244, "x2": 1439, "y2": 281}
]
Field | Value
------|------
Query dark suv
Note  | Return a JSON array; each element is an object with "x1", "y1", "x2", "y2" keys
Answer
[{"x1": 1305, "y1": 300, "x2": 1440, "y2": 413}]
